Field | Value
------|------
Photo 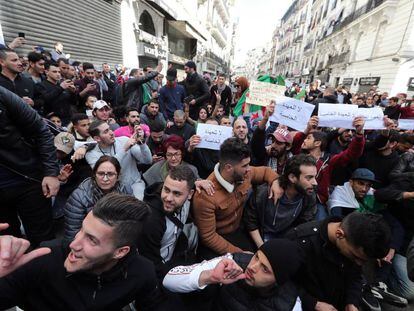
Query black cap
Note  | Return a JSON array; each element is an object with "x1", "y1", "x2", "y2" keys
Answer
[
  {"x1": 166, "y1": 68, "x2": 177, "y2": 81},
  {"x1": 259, "y1": 239, "x2": 302, "y2": 285},
  {"x1": 184, "y1": 60, "x2": 196, "y2": 70}
]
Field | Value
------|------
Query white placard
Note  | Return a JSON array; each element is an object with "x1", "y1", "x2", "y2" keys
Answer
[
  {"x1": 246, "y1": 80, "x2": 286, "y2": 107},
  {"x1": 318, "y1": 104, "x2": 358, "y2": 128},
  {"x1": 270, "y1": 96, "x2": 315, "y2": 132},
  {"x1": 196, "y1": 123, "x2": 233, "y2": 150},
  {"x1": 356, "y1": 107, "x2": 385, "y2": 130},
  {"x1": 398, "y1": 119, "x2": 414, "y2": 130}
]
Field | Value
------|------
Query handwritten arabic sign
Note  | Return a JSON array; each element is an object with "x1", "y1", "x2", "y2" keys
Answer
[
  {"x1": 318, "y1": 104, "x2": 358, "y2": 128},
  {"x1": 398, "y1": 119, "x2": 414, "y2": 130},
  {"x1": 196, "y1": 123, "x2": 233, "y2": 150},
  {"x1": 356, "y1": 107, "x2": 384, "y2": 130},
  {"x1": 319, "y1": 104, "x2": 386, "y2": 129},
  {"x1": 246, "y1": 81, "x2": 286, "y2": 107},
  {"x1": 270, "y1": 96, "x2": 314, "y2": 132}
]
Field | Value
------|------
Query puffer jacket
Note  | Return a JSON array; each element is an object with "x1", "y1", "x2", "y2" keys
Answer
[
  {"x1": 0, "y1": 85, "x2": 59, "y2": 181},
  {"x1": 63, "y1": 178, "x2": 132, "y2": 242}
]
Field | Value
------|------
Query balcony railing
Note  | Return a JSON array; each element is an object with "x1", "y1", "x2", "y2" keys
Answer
[
  {"x1": 304, "y1": 41, "x2": 313, "y2": 51},
  {"x1": 326, "y1": 51, "x2": 350, "y2": 66},
  {"x1": 294, "y1": 34, "x2": 303, "y2": 43},
  {"x1": 329, "y1": 0, "x2": 386, "y2": 36}
]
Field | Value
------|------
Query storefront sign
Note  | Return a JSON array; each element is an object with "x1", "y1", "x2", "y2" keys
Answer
[
  {"x1": 359, "y1": 77, "x2": 380, "y2": 86},
  {"x1": 342, "y1": 78, "x2": 353, "y2": 86},
  {"x1": 138, "y1": 42, "x2": 167, "y2": 59}
]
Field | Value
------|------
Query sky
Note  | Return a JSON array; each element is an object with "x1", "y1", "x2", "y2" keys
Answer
[{"x1": 232, "y1": 0, "x2": 293, "y2": 66}]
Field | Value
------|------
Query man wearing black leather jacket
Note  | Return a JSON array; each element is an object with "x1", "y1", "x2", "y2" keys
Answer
[{"x1": 0, "y1": 85, "x2": 60, "y2": 246}]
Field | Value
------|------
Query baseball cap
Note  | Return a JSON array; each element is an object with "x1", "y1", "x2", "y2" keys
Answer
[
  {"x1": 54, "y1": 132, "x2": 75, "y2": 155},
  {"x1": 93, "y1": 100, "x2": 110, "y2": 110},
  {"x1": 351, "y1": 168, "x2": 377, "y2": 183},
  {"x1": 268, "y1": 128, "x2": 293, "y2": 144},
  {"x1": 184, "y1": 60, "x2": 196, "y2": 69},
  {"x1": 166, "y1": 68, "x2": 177, "y2": 81}
]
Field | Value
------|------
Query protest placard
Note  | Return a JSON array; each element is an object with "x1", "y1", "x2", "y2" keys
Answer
[
  {"x1": 355, "y1": 107, "x2": 385, "y2": 130},
  {"x1": 196, "y1": 123, "x2": 233, "y2": 150},
  {"x1": 246, "y1": 80, "x2": 285, "y2": 107},
  {"x1": 318, "y1": 104, "x2": 358, "y2": 128},
  {"x1": 398, "y1": 119, "x2": 414, "y2": 130},
  {"x1": 269, "y1": 96, "x2": 314, "y2": 132}
]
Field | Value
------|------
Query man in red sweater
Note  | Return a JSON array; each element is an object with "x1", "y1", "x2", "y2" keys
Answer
[{"x1": 291, "y1": 116, "x2": 365, "y2": 219}]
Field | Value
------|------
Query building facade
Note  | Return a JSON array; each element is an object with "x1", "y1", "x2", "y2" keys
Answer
[
  {"x1": 0, "y1": 0, "x2": 236, "y2": 79},
  {"x1": 274, "y1": 0, "x2": 414, "y2": 95}
]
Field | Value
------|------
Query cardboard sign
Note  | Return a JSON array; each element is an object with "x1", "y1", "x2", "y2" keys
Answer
[
  {"x1": 270, "y1": 96, "x2": 314, "y2": 132},
  {"x1": 196, "y1": 123, "x2": 233, "y2": 150},
  {"x1": 246, "y1": 80, "x2": 285, "y2": 107},
  {"x1": 398, "y1": 119, "x2": 414, "y2": 130},
  {"x1": 318, "y1": 104, "x2": 358, "y2": 128},
  {"x1": 356, "y1": 107, "x2": 385, "y2": 130}
]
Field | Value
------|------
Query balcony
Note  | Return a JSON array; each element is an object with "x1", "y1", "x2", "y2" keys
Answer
[
  {"x1": 326, "y1": 51, "x2": 350, "y2": 66},
  {"x1": 328, "y1": 0, "x2": 386, "y2": 36},
  {"x1": 214, "y1": 0, "x2": 230, "y2": 24},
  {"x1": 210, "y1": 20, "x2": 227, "y2": 48},
  {"x1": 304, "y1": 41, "x2": 313, "y2": 51},
  {"x1": 294, "y1": 34, "x2": 303, "y2": 43}
]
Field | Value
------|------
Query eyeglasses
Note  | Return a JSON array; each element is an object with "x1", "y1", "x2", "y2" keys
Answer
[
  {"x1": 165, "y1": 152, "x2": 182, "y2": 159},
  {"x1": 96, "y1": 171, "x2": 117, "y2": 179}
]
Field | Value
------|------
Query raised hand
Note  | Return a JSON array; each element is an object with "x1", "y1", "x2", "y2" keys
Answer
[{"x1": 0, "y1": 224, "x2": 51, "y2": 277}]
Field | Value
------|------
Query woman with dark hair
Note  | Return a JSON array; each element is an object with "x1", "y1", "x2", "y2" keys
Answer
[
  {"x1": 143, "y1": 135, "x2": 214, "y2": 194},
  {"x1": 185, "y1": 105, "x2": 209, "y2": 128},
  {"x1": 63, "y1": 155, "x2": 132, "y2": 242}
]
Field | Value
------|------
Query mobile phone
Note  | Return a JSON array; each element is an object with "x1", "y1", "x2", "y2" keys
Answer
[
  {"x1": 18, "y1": 32, "x2": 25, "y2": 38},
  {"x1": 156, "y1": 152, "x2": 164, "y2": 157}
]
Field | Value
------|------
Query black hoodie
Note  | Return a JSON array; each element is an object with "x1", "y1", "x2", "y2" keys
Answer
[{"x1": 0, "y1": 240, "x2": 165, "y2": 311}]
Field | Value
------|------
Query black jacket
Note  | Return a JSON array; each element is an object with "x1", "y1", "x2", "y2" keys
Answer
[
  {"x1": 0, "y1": 73, "x2": 34, "y2": 99},
  {"x1": 0, "y1": 85, "x2": 59, "y2": 182},
  {"x1": 311, "y1": 95, "x2": 339, "y2": 116},
  {"x1": 212, "y1": 253, "x2": 299, "y2": 311},
  {"x1": 123, "y1": 71, "x2": 159, "y2": 111},
  {"x1": 140, "y1": 182, "x2": 194, "y2": 278},
  {"x1": 188, "y1": 148, "x2": 219, "y2": 179},
  {"x1": 389, "y1": 152, "x2": 414, "y2": 180},
  {"x1": 286, "y1": 217, "x2": 363, "y2": 310},
  {"x1": 181, "y1": 72, "x2": 210, "y2": 120},
  {"x1": 0, "y1": 241, "x2": 166, "y2": 311},
  {"x1": 245, "y1": 184, "x2": 316, "y2": 238},
  {"x1": 35, "y1": 80, "x2": 77, "y2": 124}
]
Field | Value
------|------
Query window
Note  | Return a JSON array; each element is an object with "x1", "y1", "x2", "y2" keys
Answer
[
  {"x1": 352, "y1": 32, "x2": 363, "y2": 61},
  {"x1": 139, "y1": 10, "x2": 156, "y2": 36},
  {"x1": 372, "y1": 21, "x2": 387, "y2": 57}
]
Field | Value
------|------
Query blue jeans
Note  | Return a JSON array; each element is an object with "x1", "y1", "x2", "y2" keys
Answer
[{"x1": 388, "y1": 254, "x2": 414, "y2": 300}]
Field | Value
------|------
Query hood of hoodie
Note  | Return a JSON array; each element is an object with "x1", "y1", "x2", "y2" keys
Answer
[{"x1": 143, "y1": 182, "x2": 164, "y2": 212}]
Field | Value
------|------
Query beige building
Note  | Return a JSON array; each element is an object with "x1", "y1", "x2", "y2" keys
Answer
[{"x1": 274, "y1": 0, "x2": 414, "y2": 95}]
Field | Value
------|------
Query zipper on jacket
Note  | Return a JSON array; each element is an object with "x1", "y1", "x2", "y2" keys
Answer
[{"x1": 93, "y1": 276, "x2": 102, "y2": 300}]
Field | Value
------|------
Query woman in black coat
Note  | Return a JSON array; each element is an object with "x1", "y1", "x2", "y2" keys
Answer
[{"x1": 63, "y1": 155, "x2": 132, "y2": 242}]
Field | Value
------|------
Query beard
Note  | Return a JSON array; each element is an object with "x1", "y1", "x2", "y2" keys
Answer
[
  {"x1": 293, "y1": 183, "x2": 314, "y2": 196},
  {"x1": 232, "y1": 171, "x2": 245, "y2": 184}
]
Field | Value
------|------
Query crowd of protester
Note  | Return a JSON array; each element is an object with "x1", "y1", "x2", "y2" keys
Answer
[{"x1": 1, "y1": 37, "x2": 414, "y2": 311}]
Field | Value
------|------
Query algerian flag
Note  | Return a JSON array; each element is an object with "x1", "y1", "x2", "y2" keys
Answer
[{"x1": 295, "y1": 89, "x2": 307, "y2": 100}]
